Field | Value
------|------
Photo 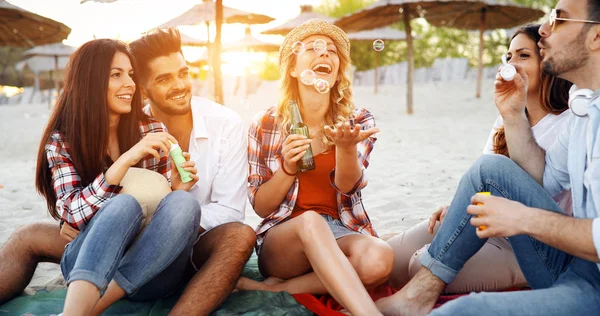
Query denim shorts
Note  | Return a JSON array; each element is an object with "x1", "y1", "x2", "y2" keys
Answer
[{"x1": 320, "y1": 214, "x2": 361, "y2": 240}]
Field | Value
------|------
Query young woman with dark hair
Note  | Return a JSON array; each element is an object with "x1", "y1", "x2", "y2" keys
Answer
[{"x1": 35, "y1": 38, "x2": 201, "y2": 315}]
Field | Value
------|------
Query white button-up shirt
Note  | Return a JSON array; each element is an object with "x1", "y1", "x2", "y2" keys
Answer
[
  {"x1": 543, "y1": 96, "x2": 600, "y2": 272},
  {"x1": 146, "y1": 97, "x2": 247, "y2": 232}
]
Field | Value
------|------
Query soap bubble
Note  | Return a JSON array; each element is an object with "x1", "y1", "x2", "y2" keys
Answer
[
  {"x1": 241, "y1": 99, "x2": 250, "y2": 110},
  {"x1": 314, "y1": 79, "x2": 331, "y2": 94},
  {"x1": 300, "y1": 69, "x2": 317, "y2": 85},
  {"x1": 312, "y1": 39, "x2": 327, "y2": 54},
  {"x1": 373, "y1": 39, "x2": 385, "y2": 52},
  {"x1": 291, "y1": 41, "x2": 305, "y2": 55}
]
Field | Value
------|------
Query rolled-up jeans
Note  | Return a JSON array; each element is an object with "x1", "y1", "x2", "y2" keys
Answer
[
  {"x1": 423, "y1": 154, "x2": 600, "y2": 315},
  {"x1": 60, "y1": 191, "x2": 201, "y2": 300}
]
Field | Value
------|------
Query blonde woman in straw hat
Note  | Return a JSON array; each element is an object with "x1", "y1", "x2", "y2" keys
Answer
[{"x1": 238, "y1": 19, "x2": 393, "y2": 315}]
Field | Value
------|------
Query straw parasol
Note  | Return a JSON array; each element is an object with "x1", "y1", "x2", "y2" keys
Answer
[
  {"x1": 423, "y1": 0, "x2": 544, "y2": 98},
  {"x1": 158, "y1": 0, "x2": 275, "y2": 36},
  {"x1": 22, "y1": 42, "x2": 75, "y2": 107},
  {"x1": 180, "y1": 32, "x2": 207, "y2": 47},
  {"x1": 261, "y1": 5, "x2": 335, "y2": 36},
  {"x1": 347, "y1": 27, "x2": 407, "y2": 94},
  {"x1": 335, "y1": 0, "x2": 475, "y2": 114},
  {"x1": 224, "y1": 26, "x2": 279, "y2": 53},
  {"x1": 0, "y1": 0, "x2": 71, "y2": 47}
]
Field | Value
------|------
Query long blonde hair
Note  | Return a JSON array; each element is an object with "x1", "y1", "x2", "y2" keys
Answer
[{"x1": 276, "y1": 40, "x2": 355, "y2": 147}]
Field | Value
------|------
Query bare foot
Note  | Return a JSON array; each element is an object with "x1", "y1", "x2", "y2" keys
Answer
[
  {"x1": 235, "y1": 276, "x2": 286, "y2": 292},
  {"x1": 376, "y1": 267, "x2": 445, "y2": 316},
  {"x1": 263, "y1": 276, "x2": 285, "y2": 286}
]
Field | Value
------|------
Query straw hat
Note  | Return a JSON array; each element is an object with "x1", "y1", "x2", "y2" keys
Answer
[
  {"x1": 279, "y1": 18, "x2": 350, "y2": 66},
  {"x1": 119, "y1": 167, "x2": 172, "y2": 227}
]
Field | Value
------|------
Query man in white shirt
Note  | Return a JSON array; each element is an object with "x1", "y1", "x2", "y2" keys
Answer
[
  {"x1": 0, "y1": 29, "x2": 256, "y2": 315},
  {"x1": 377, "y1": 0, "x2": 600, "y2": 315},
  {"x1": 128, "y1": 28, "x2": 255, "y2": 315}
]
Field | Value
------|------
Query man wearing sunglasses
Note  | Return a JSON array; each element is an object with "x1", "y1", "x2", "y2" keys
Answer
[{"x1": 377, "y1": 0, "x2": 600, "y2": 315}]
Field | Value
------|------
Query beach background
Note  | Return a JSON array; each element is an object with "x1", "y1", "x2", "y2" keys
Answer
[{"x1": 0, "y1": 78, "x2": 499, "y2": 289}]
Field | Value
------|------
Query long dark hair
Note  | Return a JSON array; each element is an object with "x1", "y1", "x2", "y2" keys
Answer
[
  {"x1": 35, "y1": 39, "x2": 148, "y2": 220},
  {"x1": 493, "y1": 24, "x2": 572, "y2": 157}
]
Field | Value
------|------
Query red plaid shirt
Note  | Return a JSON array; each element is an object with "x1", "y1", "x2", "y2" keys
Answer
[
  {"x1": 46, "y1": 118, "x2": 170, "y2": 230},
  {"x1": 248, "y1": 106, "x2": 378, "y2": 251}
]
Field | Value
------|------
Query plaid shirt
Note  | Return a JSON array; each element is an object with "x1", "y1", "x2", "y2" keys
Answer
[
  {"x1": 46, "y1": 118, "x2": 170, "y2": 230},
  {"x1": 248, "y1": 106, "x2": 378, "y2": 250}
]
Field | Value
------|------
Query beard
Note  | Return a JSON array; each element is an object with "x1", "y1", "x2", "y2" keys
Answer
[
  {"x1": 147, "y1": 89, "x2": 191, "y2": 116},
  {"x1": 541, "y1": 28, "x2": 589, "y2": 77}
]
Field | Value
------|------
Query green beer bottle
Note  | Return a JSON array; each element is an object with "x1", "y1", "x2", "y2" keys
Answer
[{"x1": 288, "y1": 100, "x2": 316, "y2": 172}]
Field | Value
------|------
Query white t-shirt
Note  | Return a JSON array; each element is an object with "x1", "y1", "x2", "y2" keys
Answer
[
  {"x1": 145, "y1": 97, "x2": 248, "y2": 231},
  {"x1": 482, "y1": 111, "x2": 573, "y2": 216}
]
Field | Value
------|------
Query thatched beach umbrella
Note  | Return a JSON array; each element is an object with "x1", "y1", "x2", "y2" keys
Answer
[
  {"x1": 347, "y1": 27, "x2": 407, "y2": 94},
  {"x1": 335, "y1": 0, "x2": 474, "y2": 114},
  {"x1": 224, "y1": 27, "x2": 279, "y2": 53},
  {"x1": 23, "y1": 43, "x2": 75, "y2": 107},
  {"x1": 0, "y1": 0, "x2": 71, "y2": 47},
  {"x1": 261, "y1": 5, "x2": 335, "y2": 36},
  {"x1": 180, "y1": 33, "x2": 208, "y2": 47},
  {"x1": 423, "y1": 0, "x2": 544, "y2": 98},
  {"x1": 158, "y1": 0, "x2": 275, "y2": 38}
]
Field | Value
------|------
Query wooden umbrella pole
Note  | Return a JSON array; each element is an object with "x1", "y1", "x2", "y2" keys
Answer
[
  {"x1": 214, "y1": 0, "x2": 224, "y2": 104},
  {"x1": 403, "y1": 3, "x2": 414, "y2": 114},
  {"x1": 476, "y1": 7, "x2": 486, "y2": 99},
  {"x1": 205, "y1": 21, "x2": 214, "y2": 99},
  {"x1": 53, "y1": 55, "x2": 59, "y2": 108},
  {"x1": 374, "y1": 51, "x2": 379, "y2": 94}
]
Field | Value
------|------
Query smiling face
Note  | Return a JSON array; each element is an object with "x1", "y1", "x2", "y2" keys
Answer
[
  {"x1": 506, "y1": 33, "x2": 541, "y2": 94},
  {"x1": 107, "y1": 51, "x2": 136, "y2": 116},
  {"x1": 141, "y1": 52, "x2": 192, "y2": 116},
  {"x1": 291, "y1": 35, "x2": 340, "y2": 89}
]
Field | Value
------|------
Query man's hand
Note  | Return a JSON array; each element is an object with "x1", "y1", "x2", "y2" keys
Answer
[
  {"x1": 171, "y1": 152, "x2": 199, "y2": 191},
  {"x1": 467, "y1": 193, "x2": 530, "y2": 238}
]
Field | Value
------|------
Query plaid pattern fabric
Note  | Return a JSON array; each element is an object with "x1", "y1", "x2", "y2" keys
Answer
[
  {"x1": 46, "y1": 118, "x2": 170, "y2": 230},
  {"x1": 248, "y1": 106, "x2": 378, "y2": 250}
]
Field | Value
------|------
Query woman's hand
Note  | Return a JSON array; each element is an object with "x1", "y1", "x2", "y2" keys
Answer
[
  {"x1": 60, "y1": 223, "x2": 79, "y2": 242},
  {"x1": 171, "y1": 152, "x2": 199, "y2": 191},
  {"x1": 281, "y1": 134, "x2": 312, "y2": 174},
  {"x1": 494, "y1": 64, "x2": 529, "y2": 121},
  {"x1": 428, "y1": 205, "x2": 449, "y2": 234},
  {"x1": 324, "y1": 122, "x2": 379, "y2": 150},
  {"x1": 121, "y1": 132, "x2": 177, "y2": 167}
]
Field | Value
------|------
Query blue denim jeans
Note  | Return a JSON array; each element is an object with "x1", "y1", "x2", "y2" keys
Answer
[
  {"x1": 423, "y1": 155, "x2": 600, "y2": 315},
  {"x1": 60, "y1": 191, "x2": 201, "y2": 301}
]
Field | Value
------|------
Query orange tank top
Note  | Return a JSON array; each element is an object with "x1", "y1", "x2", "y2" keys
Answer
[{"x1": 291, "y1": 147, "x2": 339, "y2": 219}]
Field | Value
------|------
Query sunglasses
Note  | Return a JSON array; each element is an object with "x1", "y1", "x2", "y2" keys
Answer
[{"x1": 547, "y1": 9, "x2": 600, "y2": 32}]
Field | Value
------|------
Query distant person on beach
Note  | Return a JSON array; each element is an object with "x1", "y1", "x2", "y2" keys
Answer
[
  {"x1": 234, "y1": 19, "x2": 392, "y2": 316},
  {"x1": 377, "y1": 0, "x2": 600, "y2": 315},
  {"x1": 386, "y1": 23, "x2": 573, "y2": 294},
  {"x1": 35, "y1": 38, "x2": 201, "y2": 315},
  {"x1": 0, "y1": 29, "x2": 256, "y2": 316}
]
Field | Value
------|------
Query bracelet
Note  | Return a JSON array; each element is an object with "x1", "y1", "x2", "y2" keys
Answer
[{"x1": 278, "y1": 156, "x2": 297, "y2": 176}]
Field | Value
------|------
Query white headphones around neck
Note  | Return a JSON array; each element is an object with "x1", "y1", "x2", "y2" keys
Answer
[{"x1": 568, "y1": 85, "x2": 600, "y2": 117}]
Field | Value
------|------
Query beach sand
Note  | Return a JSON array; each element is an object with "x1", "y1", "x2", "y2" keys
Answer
[{"x1": 0, "y1": 79, "x2": 498, "y2": 289}]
